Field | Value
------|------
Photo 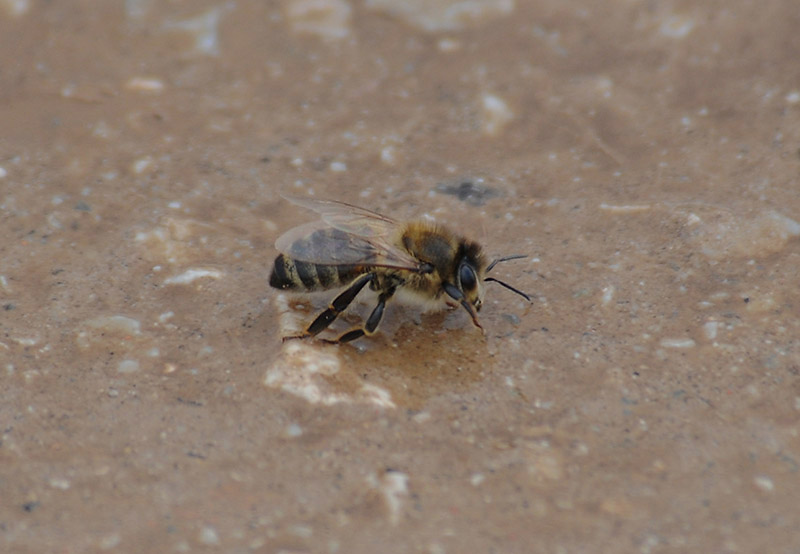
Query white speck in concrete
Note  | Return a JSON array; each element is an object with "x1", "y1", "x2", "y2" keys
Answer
[
  {"x1": 412, "y1": 411, "x2": 431, "y2": 423},
  {"x1": 601, "y1": 285, "x2": 615, "y2": 306},
  {"x1": 92, "y1": 120, "x2": 113, "y2": 139},
  {"x1": 199, "y1": 525, "x2": 220, "y2": 545},
  {"x1": 163, "y1": 268, "x2": 223, "y2": 285},
  {"x1": 118, "y1": 359, "x2": 140, "y2": 373},
  {"x1": 659, "y1": 338, "x2": 696, "y2": 349},
  {"x1": 125, "y1": 77, "x2": 164, "y2": 93},
  {"x1": 480, "y1": 93, "x2": 514, "y2": 136},
  {"x1": 131, "y1": 156, "x2": 154, "y2": 174},
  {"x1": 358, "y1": 383, "x2": 396, "y2": 408},
  {"x1": 786, "y1": 91, "x2": 800, "y2": 104},
  {"x1": 24, "y1": 370, "x2": 41, "y2": 384},
  {"x1": 660, "y1": 15, "x2": 695, "y2": 38},
  {"x1": 373, "y1": 470, "x2": 409, "y2": 525},
  {"x1": 286, "y1": 423, "x2": 303, "y2": 437},
  {"x1": 599, "y1": 203, "x2": 652, "y2": 213},
  {"x1": 703, "y1": 321, "x2": 719, "y2": 340},
  {"x1": 289, "y1": 524, "x2": 313, "y2": 538},
  {"x1": 77, "y1": 315, "x2": 141, "y2": 349},
  {"x1": 380, "y1": 145, "x2": 397, "y2": 165},
  {"x1": 49, "y1": 477, "x2": 71, "y2": 490},
  {"x1": 60, "y1": 83, "x2": 76, "y2": 98},
  {"x1": 85, "y1": 315, "x2": 142, "y2": 335},
  {"x1": 437, "y1": 37, "x2": 461, "y2": 52},
  {"x1": 754, "y1": 475, "x2": 774, "y2": 493},
  {"x1": 365, "y1": 0, "x2": 514, "y2": 32},
  {"x1": 573, "y1": 441, "x2": 589, "y2": 456}
]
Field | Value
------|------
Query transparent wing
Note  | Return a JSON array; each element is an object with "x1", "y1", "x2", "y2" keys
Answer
[
  {"x1": 275, "y1": 197, "x2": 422, "y2": 269},
  {"x1": 282, "y1": 195, "x2": 399, "y2": 238}
]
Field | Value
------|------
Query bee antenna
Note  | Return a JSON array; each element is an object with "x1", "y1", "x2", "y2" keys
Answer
[
  {"x1": 484, "y1": 277, "x2": 532, "y2": 302},
  {"x1": 486, "y1": 254, "x2": 527, "y2": 273}
]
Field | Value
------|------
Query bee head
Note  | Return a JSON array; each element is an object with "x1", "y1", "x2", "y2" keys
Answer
[
  {"x1": 443, "y1": 244, "x2": 530, "y2": 333},
  {"x1": 456, "y1": 259, "x2": 485, "y2": 313},
  {"x1": 455, "y1": 241, "x2": 487, "y2": 312},
  {"x1": 439, "y1": 242, "x2": 488, "y2": 332}
]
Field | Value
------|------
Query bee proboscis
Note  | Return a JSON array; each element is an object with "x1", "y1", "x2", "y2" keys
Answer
[{"x1": 269, "y1": 195, "x2": 530, "y2": 344}]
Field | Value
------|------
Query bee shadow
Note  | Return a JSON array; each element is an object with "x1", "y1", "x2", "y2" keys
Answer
[{"x1": 327, "y1": 308, "x2": 492, "y2": 409}]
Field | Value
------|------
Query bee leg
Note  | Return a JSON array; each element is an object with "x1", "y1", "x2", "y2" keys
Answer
[
  {"x1": 323, "y1": 287, "x2": 397, "y2": 344},
  {"x1": 284, "y1": 273, "x2": 374, "y2": 341}
]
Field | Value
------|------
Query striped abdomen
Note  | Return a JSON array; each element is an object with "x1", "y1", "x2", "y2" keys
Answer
[{"x1": 269, "y1": 254, "x2": 364, "y2": 291}]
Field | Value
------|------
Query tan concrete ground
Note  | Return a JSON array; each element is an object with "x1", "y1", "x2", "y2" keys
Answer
[{"x1": 2, "y1": 1, "x2": 799, "y2": 552}]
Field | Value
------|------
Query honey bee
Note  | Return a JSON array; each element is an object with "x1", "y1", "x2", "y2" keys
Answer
[{"x1": 269, "y1": 195, "x2": 530, "y2": 344}]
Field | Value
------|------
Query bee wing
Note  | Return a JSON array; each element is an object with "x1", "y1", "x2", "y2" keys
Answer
[
  {"x1": 275, "y1": 221, "x2": 422, "y2": 269},
  {"x1": 282, "y1": 195, "x2": 399, "y2": 238}
]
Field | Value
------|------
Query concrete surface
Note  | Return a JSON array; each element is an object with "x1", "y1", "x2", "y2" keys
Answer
[{"x1": 1, "y1": 0, "x2": 799, "y2": 552}]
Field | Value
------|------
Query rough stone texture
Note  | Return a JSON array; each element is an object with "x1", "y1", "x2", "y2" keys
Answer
[{"x1": 2, "y1": 1, "x2": 800, "y2": 552}]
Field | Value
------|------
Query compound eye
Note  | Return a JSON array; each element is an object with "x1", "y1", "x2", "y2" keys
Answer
[{"x1": 459, "y1": 263, "x2": 477, "y2": 292}]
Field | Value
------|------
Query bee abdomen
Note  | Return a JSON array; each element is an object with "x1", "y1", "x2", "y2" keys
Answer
[{"x1": 269, "y1": 254, "x2": 361, "y2": 291}]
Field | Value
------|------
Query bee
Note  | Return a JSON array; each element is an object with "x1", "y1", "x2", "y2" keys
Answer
[{"x1": 269, "y1": 195, "x2": 531, "y2": 344}]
